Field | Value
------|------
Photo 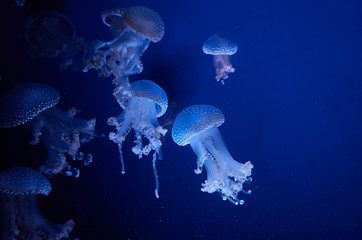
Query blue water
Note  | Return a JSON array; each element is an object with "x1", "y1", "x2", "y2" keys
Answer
[{"x1": 1, "y1": 0, "x2": 361, "y2": 239}]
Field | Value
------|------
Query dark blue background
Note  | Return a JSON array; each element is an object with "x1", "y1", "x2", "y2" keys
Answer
[{"x1": 1, "y1": 0, "x2": 361, "y2": 239}]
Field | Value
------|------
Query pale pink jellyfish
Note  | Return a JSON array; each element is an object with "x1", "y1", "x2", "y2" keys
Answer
[
  {"x1": 172, "y1": 105, "x2": 253, "y2": 205},
  {"x1": 108, "y1": 80, "x2": 168, "y2": 198},
  {"x1": 203, "y1": 34, "x2": 238, "y2": 84},
  {"x1": 0, "y1": 167, "x2": 74, "y2": 239},
  {"x1": 0, "y1": 83, "x2": 96, "y2": 177}
]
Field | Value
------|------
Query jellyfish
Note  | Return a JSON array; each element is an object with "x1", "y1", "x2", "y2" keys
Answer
[
  {"x1": 108, "y1": 80, "x2": 168, "y2": 198},
  {"x1": 0, "y1": 167, "x2": 74, "y2": 239},
  {"x1": 25, "y1": 11, "x2": 88, "y2": 70},
  {"x1": 0, "y1": 83, "x2": 96, "y2": 177},
  {"x1": 101, "y1": 2, "x2": 130, "y2": 36},
  {"x1": 84, "y1": 5, "x2": 165, "y2": 79},
  {"x1": 203, "y1": 34, "x2": 238, "y2": 84},
  {"x1": 15, "y1": 0, "x2": 26, "y2": 7},
  {"x1": 172, "y1": 105, "x2": 253, "y2": 205}
]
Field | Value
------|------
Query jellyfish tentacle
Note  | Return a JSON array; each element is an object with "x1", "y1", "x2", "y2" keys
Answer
[
  {"x1": 152, "y1": 151, "x2": 160, "y2": 198},
  {"x1": 29, "y1": 106, "x2": 96, "y2": 176},
  {"x1": 118, "y1": 143, "x2": 126, "y2": 174},
  {"x1": 108, "y1": 111, "x2": 133, "y2": 174},
  {"x1": 190, "y1": 140, "x2": 208, "y2": 174},
  {"x1": 214, "y1": 55, "x2": 235, "y2": 84}
]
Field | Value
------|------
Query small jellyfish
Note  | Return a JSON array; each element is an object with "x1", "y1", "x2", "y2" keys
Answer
[
  {"x1": 84, "y1": 5, "x2": 165, "y2": 78},
  {"x1": 101, "y1": 2, "x2": 130, "y2": 36},
  {"x1": 108, "y1": 80, "x2": 168, "y2": 198},
  {"x1": 0, "y1": 83, "x2": 96, "y2": 177},
  {"x1": 0, "y1": 167, "x2": 74, "y2": 239},
  {"x1": 172, "y1": 105, "x2": 253, "y2": 205},
  {"x1": 203, "y1": 34, "x2": 238, "y2": 84}
]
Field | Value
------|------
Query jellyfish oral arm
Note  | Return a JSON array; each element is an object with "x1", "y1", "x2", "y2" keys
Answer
[
  {"x1": 189, "y1": 127, "x2": 253, "y2": 205},
  {"x1": 84, "y1": 29, "x2": 150, "y2": 78},
  {"x1": 213, "y1": 55, "x2": 235, "y2": 84},
  {"x1": 29, "y1": 106, "x2": 95, "y2": 177},
  {"x1": 108, "y1": 110, "x2": 133, "y2": 174},
  {"x1": 108, "y1": 98, "x2": 166, "y2": 198}
]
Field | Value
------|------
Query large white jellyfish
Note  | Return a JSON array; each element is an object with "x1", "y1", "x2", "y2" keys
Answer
[
  {"x1": 108, "y1": 80, "x2": 168, "y2": 198},
  {"x1": 0, "y1": 167, "x2": 74, "y2": 239},
  {"x1": 0, "y1": 83, "x2": 96, "y2": 177},
  {"x1": 84, "y1": 5, "x2": 165, "y2": 79},
  {"x1": 203, "y1": 34, "x2": 238, "y2": 84},
  {"x1": 172, "y1": 105, "x2": 253, "y2": 205}
]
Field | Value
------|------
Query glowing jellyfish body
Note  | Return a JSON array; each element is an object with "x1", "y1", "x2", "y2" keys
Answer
[
  {"x1": 84, "y1": 6, "x2": 165, "y2": 79},
  {"x1": 108, "y1": 80, "x2": 168, "y2": 198},
  {"x1": 172, "y1": 105, "x2": 253, "y2": 205},
  {"x1": 0, "y1": 167, "x2": 74, "y2": 239},
  {"x1": 203, "y1": 34, "x2": 238, "y2": 84},
  {"x1": 0, "y1": 83, "x2": 96, "y2": 177}
]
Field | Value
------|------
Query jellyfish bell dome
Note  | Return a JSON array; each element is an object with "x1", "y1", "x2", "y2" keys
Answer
[
  {"x1": 172, "y1": 105, "x2": 225, "y2": 146},
  {"x1": 122, "y1": 80, "x2": 168, "y2": 117},
  {"x1": 0, "y1": 82, "x2": 60, "y2": 128},
  {"x1": 0, "y1": 167, "x2": 51, "y2": 196},
  {"x1": 102, "y1": 2, "x2": 130, "y2": 35},
  {"x1": 202, "y1": 34, "x2": 238, "y2": 56},
  {"x1": 172, "y1": 105, "x2": 253, "y2": 205},
  {"x1": 123, "y1": 6, "x2": 165, "y2": 43}
]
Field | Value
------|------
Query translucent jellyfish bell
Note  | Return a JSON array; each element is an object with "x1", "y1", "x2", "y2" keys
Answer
[
  {"x1": 108, "y1": 80, "x2": 168, "y2": 198},
  {"x1": 0, "y1": 167, "x2": 74, "y2": 239},
  {"x1": 0, "y1": 83, "x2": 96, "y2": 177},
  {"x1": 84, "y1": 5, "x2": 165, "y2": 78},
  {"x1": 172, "y1": 105, "x2": 253, "y2": 205},
  {"x1": 203, "y1": 34, "x2": 238, "y2": 84}
]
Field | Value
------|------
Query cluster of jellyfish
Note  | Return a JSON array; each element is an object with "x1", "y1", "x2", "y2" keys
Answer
[
  {"x1": 0, "y1": 2, "x2": 254, "y2": 239},
  {"x1": 0, "y1": 82, "x2": 94, "y2": 239}
]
